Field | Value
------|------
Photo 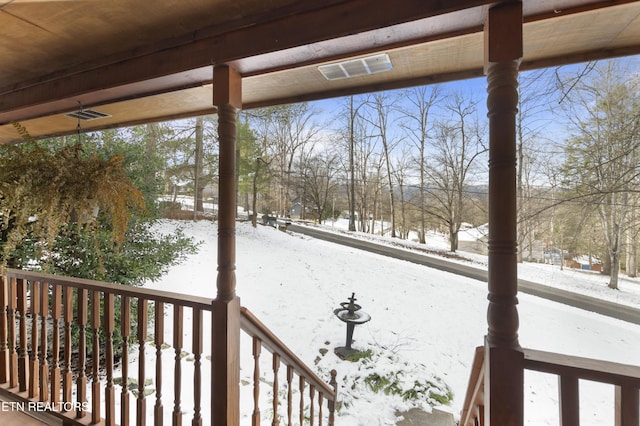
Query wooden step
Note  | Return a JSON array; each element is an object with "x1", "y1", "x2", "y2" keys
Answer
[{"x1": 396, "y1": 408, "x2": 455, "y2": 426}]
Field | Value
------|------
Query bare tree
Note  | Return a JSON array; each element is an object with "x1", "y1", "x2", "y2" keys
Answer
[
  {"x1": 250, "y1": 156, "x2": 272, "y2": 227},
  {"x1": 367, "y1": 153, "x2": 385, "y2": 234},
  {"x1": 264, "y1": 103, "x2": 321, "y2": 217},
  {"x1": 516, "y1": 69, "x2": 557, "y2": 261},
  {"x1": 303, "y1": 151, "x2": 339, "y2": 223},
  {"x1": 194, "y1": 116, "x2": 204, "y2": 215},
  {"x1": 336, "y1": 97, "x2": 379, "y2": 232},
  {"x1": 398, "y1": 85, "x2": 441, "y2": 243},
  {"x1": 365, "y1": 92, "x2": 401, "y2": 237},
  {"x1": 426, "y1": 92, "x2": 487, "y2": 252},
  {"x1": 338, "y1": 96, "x2": 368, "y2": 231},
  {"x1": 393, "y1": 148, "x2": 414, "y2": 239}
]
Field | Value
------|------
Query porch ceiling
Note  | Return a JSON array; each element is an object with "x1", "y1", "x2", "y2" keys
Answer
[{"x1": 1, "y1": 0, "x2": 640, "y2": 143}]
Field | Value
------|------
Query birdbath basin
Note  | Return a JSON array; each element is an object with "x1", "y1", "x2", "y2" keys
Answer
[
  {"x1": 333, "y1": 293, "x2": 371, "y2": 359},
  {"x1": 335, "y1": 309, "x2": 371, "y2": 324}
]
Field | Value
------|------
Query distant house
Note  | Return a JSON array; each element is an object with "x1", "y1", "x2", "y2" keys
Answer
[
  {"x1": 568, "y1": 254, "x2": 602, "y2": 272},
  {"x1": 458, "y1": 223, "x2": 489, "y2": 255},
  {"x1": 290, "y1": 201, "x2": 303, "y2": 219}
]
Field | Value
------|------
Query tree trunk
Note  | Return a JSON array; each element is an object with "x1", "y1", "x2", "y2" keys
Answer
[
  {"x1": 399, "y1": 183, "x2": 406, "y2": 240},
  {"x1": 145, "y1": 123, "x2": 159, "y2": 198},
  {"x1": 449, "y1": 224, "x2": 459, "y2": 252},
  {"x1": 251, "y1": 160, "x2": 261, "y2": 228},
  {"x1": 609, "y1": 249, "x2": 620, "y2": 289},
  {"x1": 630, "y1": 239, "x2": 637, "y2": 278},
  {"x1": 516, "y1": 118, "x2": 524, "y2": 263},
  {"x1": 602, "y1": 253, "x2": 611, "y2": 276},
  {"x1": 349, "y1": 97, "x2": 357, "y2": 232},
  {"x1": 194, "y1": 116, "x2": 204, "y2": 215}
]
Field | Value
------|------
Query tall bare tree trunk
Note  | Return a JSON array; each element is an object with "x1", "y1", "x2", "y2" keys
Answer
[
  {"x1": 194, "y1": 116, "x2": 204, "y2": 217},
  {"x1": 349, "y1": 96, "x2": 357, "y2": 231}
]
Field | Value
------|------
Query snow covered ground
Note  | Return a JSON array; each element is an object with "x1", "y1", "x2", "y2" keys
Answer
[{"x1": 143, "y1": 218, "x2": 640, "y2": 425}]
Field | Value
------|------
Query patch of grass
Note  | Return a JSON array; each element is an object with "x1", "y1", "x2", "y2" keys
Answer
[
  {"x1": 364, "y1": 372, "x2": 399, "y2": 395},
  {"x1": 401, "y1": 379, "x2": 453, "y2": 405},
  {"x1": 362, "y1": 370, "x2": 452, "y2": 405},
  {"x1": 344, "y1": 348, "x2": 373, "y2": 363},
  {"x1": 321, "y1": 345, "x2": 453, "y2": 411}
]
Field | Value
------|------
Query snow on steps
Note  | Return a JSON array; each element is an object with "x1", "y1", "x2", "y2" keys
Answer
[{"x1": 395, "y1": 408, "x2": 455, "y2": 425}]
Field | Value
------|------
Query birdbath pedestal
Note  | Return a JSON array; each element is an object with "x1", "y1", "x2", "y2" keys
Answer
[{"x1": 333, "y1": 293, "x2": 371, "y2": 360}]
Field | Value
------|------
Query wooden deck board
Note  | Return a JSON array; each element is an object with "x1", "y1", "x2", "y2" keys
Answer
[
  {"x1": 0, "y1": 389, "x2": 63, "y2": 426},
  {"x1": 0, "y1": 408, "x2": 57, "y2": 426}
]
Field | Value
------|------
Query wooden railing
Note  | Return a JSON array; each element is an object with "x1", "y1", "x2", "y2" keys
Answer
[
  {"x1": 240, "y1": 307, "x2": 337, "y2": 426},
  {"x1": 460, "y1": 346, "x2": 485, "y2": 426},
  {"x1": 460, "y1": 345, "x2": 640, "y2": 426},
  {"x1": 0, "y1": 269, "x2": 337, "y2": 425}
]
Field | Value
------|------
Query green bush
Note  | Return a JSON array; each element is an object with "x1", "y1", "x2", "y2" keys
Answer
[{"x1": 47, "y1": 220, "x2": 199, "y2": 285}]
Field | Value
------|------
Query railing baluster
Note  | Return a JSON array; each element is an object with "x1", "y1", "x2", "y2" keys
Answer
[
  {"x1": 62, "y1": 286, "x2": 74, "y2": 408},
  {"x1": 28, "y1": 279, "x2": 40, "y2": 398},
  {"x1": 286, "y1": 365, "x2": 293, "y2": 426},
  {"x1": 172, "y1": 304, "x2": 183, "y2": 426},
  {"x1": 50, "y1": 284, "x2": 62, "y2": 405},
  {"x1": 17, "y1": 277, "x2": 28, "y2": 393},
  {"x1": 137, "y1": 298, "x2": 149, "y2": 426},
  {"x1": 154, "y1": 301, "x2": 164, "y2": 426},
  {"x1": 0, "y1": 275, "x2": 8, "y2": 384},
  {"x1": 558, "y1": 375, "x2": 579, "y2": 426},
  {"x1": 3, "y1": 270, "x2": 341, "y2": 426},
  {"x1": 309, "y1": 385, "x2": 315, "y2": 426},
  {"x1": 615, "y1": 385, "x2": 640, "y2": 426},
  {"x1": 252, "y1": 336, "x2": 261, "y2": 426},
  {"x1": 91, "y1": 290, "x2": 101, "y2": 423},
  {"x1": 8, "y1": 276, "x2": 18, "y2": 389},
  {"x1": 328, "y1": 370, "x2": 337, "y2": 426},
  {"x1": 192, "y1": 307, "x2": 203, "y2": 426},
  {"x1": 76, "y1": 287, "x2": 88, "y2": 418},
  {"x1": 39, "y1": 281, "x2": 49, "y2": 402},
  {"x1": 105, "y1": 292, "x2": 116, "y2": 426},
  {"x1": 122, "y1": 295, "x2": 131, "y2": 426},
  {"x1": 3, "y1": 270, "x2": 222, "y2": 426},
  {"x1": 299, "y1": 376, "x2": 305, "y2": 426},
  {"x1": 272, "y1": 353, "x2": 280, "y2": 426}
]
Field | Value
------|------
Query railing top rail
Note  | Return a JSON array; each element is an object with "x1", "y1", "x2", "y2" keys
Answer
[
  {"x1": 523, "y1": 348, "x2": 640, "y2": 386},
  {"x1": 240, "y1": 306, "x2": 336, "y2": 398},
  {"x1": 459, "y1": 346, "x2": 485, "y2": 426},
  {"x1": 460, "y1": 345, "x2": 640, "y2": 425},
  {"x1": 5, "y1": 268, "x2": 214, "y2": 310}
]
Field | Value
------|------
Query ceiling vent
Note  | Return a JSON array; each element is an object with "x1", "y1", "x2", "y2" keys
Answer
[
  {"x1": 65, "y1": 109, "x2": 110, "y2": 121},
  {"x1": 318, "y1": 53, "x2": 393, "y2": 81}
]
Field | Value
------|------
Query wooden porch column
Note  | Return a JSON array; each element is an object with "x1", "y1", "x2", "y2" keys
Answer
[
  {"x1": 484, "y1": 2, "x2": 524, "y2": 425},
  {"x1": 212, "y1": 64, "x2": 242, "y2": 426}
]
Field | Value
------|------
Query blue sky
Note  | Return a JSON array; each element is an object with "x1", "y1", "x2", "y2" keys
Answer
[{"x1": 310, "y1": 55, "x2": 640, "y2": 150}]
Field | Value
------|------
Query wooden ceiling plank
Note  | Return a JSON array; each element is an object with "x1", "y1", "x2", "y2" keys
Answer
[
  {"x1": 0, "y1": 0, "x2": 493, "y2": 116},
  {"x1": 3, "y1": 0, "x2": 640, "y2": 145}
]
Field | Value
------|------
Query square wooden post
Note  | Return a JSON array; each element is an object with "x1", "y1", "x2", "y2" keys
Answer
[
  {"x1": 484, "y1": 2, "x2": 524, "y2": 425},
  {"x1": 212, "y1": 64, "x2": 242, "y2": 426}
]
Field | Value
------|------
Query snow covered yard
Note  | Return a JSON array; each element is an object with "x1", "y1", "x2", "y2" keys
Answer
[{"x1": 143, "y1": 219, "x2": 640, "y2": 425}]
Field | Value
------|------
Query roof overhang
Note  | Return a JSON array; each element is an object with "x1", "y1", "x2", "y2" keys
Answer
[{"x1": 1, "y1": 0, "x2": 640, "y2": 143}]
